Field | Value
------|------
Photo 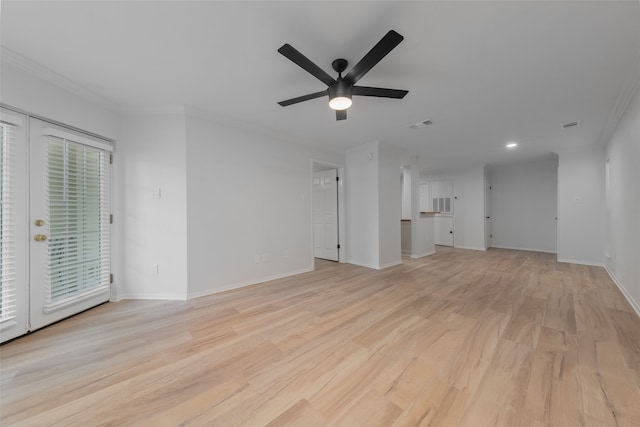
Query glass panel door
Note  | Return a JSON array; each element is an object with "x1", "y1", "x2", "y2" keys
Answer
[
  {"x1": 29, "y1": 118, "x2": 111, "y2": 331},
  {"x1": 0, "y1": 108, "x2": 28, "y2": 343}
]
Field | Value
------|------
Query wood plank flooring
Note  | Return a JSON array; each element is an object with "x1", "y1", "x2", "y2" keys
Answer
[{"x1": 1, "y1": 247, "x2": 639, "y2": 426}]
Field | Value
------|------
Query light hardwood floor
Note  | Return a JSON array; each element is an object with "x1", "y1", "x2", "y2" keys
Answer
[{"x1": 1, "y1": 247, "x2": 639, "y2": 426}]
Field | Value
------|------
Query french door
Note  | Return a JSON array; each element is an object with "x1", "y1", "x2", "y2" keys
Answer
[
  {"x1": 29, "y1": 118, "x2": 112, "y2": 331},
  {"x1": 0, "y1": 111, "x2": 112, "y2": 343},
  {"x1": 0, "y1": 108, "x2": 28, "y2": 342}
]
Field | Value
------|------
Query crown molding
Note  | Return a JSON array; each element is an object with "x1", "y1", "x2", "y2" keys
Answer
[
  {"x1": 1, "y1": 46, "x2": 120, "y2": 112},
  {"x1": 599, "y1": 56, "x2": 640, "y2": 146},
  {"x1": 121, "y1": 105, "x2": 187, "y2": 115}
]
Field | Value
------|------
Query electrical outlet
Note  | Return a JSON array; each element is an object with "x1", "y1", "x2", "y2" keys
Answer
[
  {"x1": 151, "y1": 187, "x2": 161, "y2": 199},
  {"x1": 262, "y1": 253, "x2": 269, "y2": 262},
  {"x1": 254, "y1": 255, "x2": 261, "y2": 264},
  {"x1": 151, "y1": 264, "x2": 159, "y2": 275},
  {"x1": 283, "y1": 249, "x2": 289, "y2": 258}
]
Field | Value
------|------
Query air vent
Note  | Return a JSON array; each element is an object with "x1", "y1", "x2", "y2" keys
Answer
[
  {"x1": 562, "y1": 121, "x2": 579, "y2": 129},
  {"x1": 408, "y1": 120, "x2": 433, "y2": 129}
]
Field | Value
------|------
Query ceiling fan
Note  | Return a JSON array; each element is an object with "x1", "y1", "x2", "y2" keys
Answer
[{"x1": 277, "y1": 30, "x2": 409, "y2": 121}]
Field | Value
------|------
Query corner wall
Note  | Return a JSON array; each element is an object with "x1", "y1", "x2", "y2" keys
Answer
[
  {"x1": 185, "y1": 113, "x2": 343, "y2": 297},
  {"x1": 604, "y1": 86, "x2": 640, "y2": 315},
  {"x1": 557, "y1": 147, "x2": 605, "y2": 266}
]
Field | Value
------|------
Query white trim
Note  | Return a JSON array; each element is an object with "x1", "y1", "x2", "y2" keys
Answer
[
  {"x1": 378, "y1": 260, "x2": 404, "y2": 270},
  {"x1": 116, "y1": 292, "x2": 188, "y2": 301},
  {"x1": 1, "y1": 46, "x2": 120, "y2": 112},
  {"x1": 410, "y1": 250, "x2": 436, "y2": 259},
  {"x1": 43, "y1": 128, "x2": 113, "y2": 152},
  {"x1": 121, "y1": 105, "x2": 186, "y2": 115},
  {"x1": 454, "y1": 245, "x2": 488, "y2": 252},
  {"x1": 556, "y1": 258, "x2": 604, "y2": 267},
  {"x1": 0, "y1": 111, "x2": 24, "y2": 126},
  {"x1": 491, "y1": 245, "x2": 555, "y2": 254},
  {"x1": 186, "y1": 267, "x2": 314, "y2": 300},
  {"x1": 605, "y1": 265, "x2": 640, "y2": 318},
  {"x1": 345, "y1": 260, "x2": 381, "y2": 270},
  {"x1": 599, "y1": 62, "x2": 640, "y2": 145}
]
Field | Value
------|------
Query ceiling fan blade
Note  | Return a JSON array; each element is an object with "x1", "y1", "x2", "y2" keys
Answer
[
  {"x1": 336, "y1": 110, "x2": 347, "y2": 121},
  {"x1": 278, "y1": 90, "x2": 327, "y2": 107},
  {"x1": 344, "y1": 30, "x2": 404, "y2": 85},
  {"x1": 352, "y1": 86, "x2": 408, "y2": 98},
  {"x1": 278, "y1": 44, "x2": 336, "y2": 87}
]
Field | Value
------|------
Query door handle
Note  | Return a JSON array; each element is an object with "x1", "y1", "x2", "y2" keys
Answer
[{"x1": 34, "y1": 234, "x2": 47, "y2": 242}]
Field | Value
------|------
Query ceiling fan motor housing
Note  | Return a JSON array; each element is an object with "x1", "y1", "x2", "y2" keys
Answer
[{"x1": 329, "y1": 79, "x2": 353, "y2": 100}]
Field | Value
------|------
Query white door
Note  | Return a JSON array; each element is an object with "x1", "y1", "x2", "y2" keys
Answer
[
  {"x1": 434, "y1": 216, "x2": 454, "y2": 246},
  {"x1": 485, "y1": 178, "x2": 493, "y2": 249},
  {"x1": 29, "y1": 118, "x2": 112, "y2": 331},
  {"x1": 313, "y1": 169, "x2": 339, "y2": 261},
  {"x1": 0, "y1": 108, "x2": 28, "y2": 343}
]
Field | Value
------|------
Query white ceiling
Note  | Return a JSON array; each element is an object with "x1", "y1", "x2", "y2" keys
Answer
[{"x1": 2, "y1": 1, "x2": 639, "y2": 172}]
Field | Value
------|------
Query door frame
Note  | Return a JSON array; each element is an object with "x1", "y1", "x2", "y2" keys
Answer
[
  {"x1": 484, "y1": 173, "x2": 492, "y2": 249},
  {"x1": 0, "y1": 104, "x2": 115, "y2": 342},
  {"x1": 310, "y1": 160, "x2": 346, "y2": 265}
]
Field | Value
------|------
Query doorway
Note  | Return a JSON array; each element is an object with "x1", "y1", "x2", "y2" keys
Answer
[
  {"x1": 311, "y1": 161, "x2": 345, "y2": 265},
  {"x1": 0, "y1": 108, "x2": 112, "y2": 343}
]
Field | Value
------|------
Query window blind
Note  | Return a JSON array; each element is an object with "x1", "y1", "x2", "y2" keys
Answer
[
  {"x1": 0, "y1": 124, "x2": 17, "y2": 323},
  {"x1": 43, "y1": 136, "x2": 110, "y2": 313}
]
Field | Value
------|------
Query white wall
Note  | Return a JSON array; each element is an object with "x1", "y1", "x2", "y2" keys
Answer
[
  {"x1": 410, "y1": 157, "x2": 436, "y2": 258},
  {"x1": 118, "y1": 111, "x2": 189, "y2": 299},
  {"x1": 185, "y1": 113, "x2": 343, "y2": 298},
  {"x1": 0, "y1": 61, "x2": 120, "y2": 140},
  {"x1": 423, "y1": 166, "x2": 486, "y2": 251},
  {"x1": 489, "y1": 156, "x2": 558, "y2": 253},
  {"x1": 378, "y1": 144, "x2": 402, "y2": 268},
  {"x1": 605, "y1": 86, "x2": 640, "y2": 315},
  {"x1": 557, "y1": 147, "x2": 605, "y2": 265},
  {"x1": 346, "y1": 142, "x2": 380, "y2": 269},
  {"x1": 401, "y1": 167, "x2": 411, "y2": 220}
]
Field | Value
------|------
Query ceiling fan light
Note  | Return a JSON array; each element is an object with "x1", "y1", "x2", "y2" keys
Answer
[{"x1": 329, "y1": 96, "x2": 352, "y2": 110}]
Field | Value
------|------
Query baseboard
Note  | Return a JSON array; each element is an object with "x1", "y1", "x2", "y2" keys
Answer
[
  {"x1": 556, "y1": 258, "x2": 604, "y2": 267},
  {"x1": 411, "y1": 250, "x2": 436, "y2": 259},
  {"x1": 346, "y1": 259, "x2": 403, "y2": 270},
  {"x1": 453, "y1": 245, "x2": 487, "y2": 251},
  {"x1": 491, "y1": 245, "x2": 556, "y2": 254},
  {"x1": 116, "y1": 292, "x2": 188, "y2": 301},
  {"x1": 605, "y1": 265, "x2": 640, "y2": 318},
  {"x1": 379, "y1": 260, "x2": 404, "y2": 270},
  {"x1": 186, "y1": 266, "x2": 314, "y2": 300}
]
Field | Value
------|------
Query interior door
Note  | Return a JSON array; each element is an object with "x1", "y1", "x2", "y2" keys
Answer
[
  {"x1": 29, "y1": 118, "x2": 112, "y2": 331},
  {"x1": 0, "y1": 108, "x2": 28, "y2": 343},
  {"x1": 485, "y1": 177, "x2": 493, "y2": 249},
  {"x1": 313, "y1": 169, "x2": 339, "y2": 261}
]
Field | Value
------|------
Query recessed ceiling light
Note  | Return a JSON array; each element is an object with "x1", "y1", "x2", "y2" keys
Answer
[{"x1": 506, "y1": 142, "x2": 518, "y2": 149}]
